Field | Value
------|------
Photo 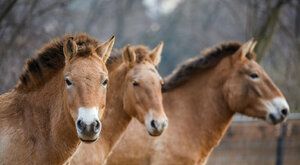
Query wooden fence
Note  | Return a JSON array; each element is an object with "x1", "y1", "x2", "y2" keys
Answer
[{"x1": 207, "y1": 113, "x2": 300, "y2": 165}]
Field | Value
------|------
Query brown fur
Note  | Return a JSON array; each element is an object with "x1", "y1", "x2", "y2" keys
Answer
[
  {"x1": 106, "y1": 40, "x2": 289, "y2": 165},
  {"x1": 0, "y1": 33, "x2": 113, "y2": 164},
  {"x1": 71, "y1": 43, "x2": 167, "y2": 164}
]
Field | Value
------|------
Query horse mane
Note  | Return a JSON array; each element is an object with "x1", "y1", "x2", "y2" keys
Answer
[
  {"x1": 107, "y1": 45, "x2": 152, "y2": 70},
  {"x1": 162, "y1": 42, "x2": 242, "y2": 92},
  {"x1": 16, "y1": 33, "x2": 100, "y2": 91}
]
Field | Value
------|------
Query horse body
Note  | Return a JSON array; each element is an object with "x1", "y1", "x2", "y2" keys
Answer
[
  {"x1": 71, "y1": 44, "x2": 167, "y2": 164},
  {"x1": 106, "y1": 40, "x2": 290, "y2": 165},
  {"x1": 0, "y1": 72, "x2": 78, "y2": 164},
  {"x1": 106, "y1": 54, "x2": 234, "y2": 165},
  {"x1": 0, "y1": 33, "x2": 114, "y2": 164}
]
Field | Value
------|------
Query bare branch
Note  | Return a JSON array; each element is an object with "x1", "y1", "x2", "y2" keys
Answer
[{"x1": 0, "y1": 0, "x2": 18, "y2": 25}]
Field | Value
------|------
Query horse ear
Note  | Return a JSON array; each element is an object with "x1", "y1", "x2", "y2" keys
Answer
[
  {"x1": 250, "y1": 40, "x2": 257, "y2": 52},
  {"x1": 246, "y1": 40, "x2": 257, "y2": 60},
  {"x1": 96, "y1": 36, "x2": 115, "y2": 63},
  {"x1": 63, "y1": 37, "x2": 78, "y2": 60},
  {"x1": 149, "y1": 42, "x2": 163, "y2": 66},
  {"x1": 239, "y1": 38, "x2": 256, "y2": 60},
  {"x1": 122, "y1": 45, "x2": 136, "y2": 67}
]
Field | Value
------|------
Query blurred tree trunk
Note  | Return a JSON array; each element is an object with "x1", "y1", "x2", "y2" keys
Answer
[
  {"x1": 114, "y1": 0, "x2": 136, "y2": 46},
  {"x1": 0, "y1": 0, "x2": 18, "y2": 25},
  {"x1": 8, "y1": 0, "x2": 39, "y2": 46},
  {"x1": 115, "y1": 0, "x2": 126, "y2": 45},
  {"x1": 246, "y1": 0, "x2": 258, "y2": 40},
  {"x1": 296, "y1": 1, "x2": 300, "y2": 39},
  {"x1": 84, "y1": 0, "x2": 105, "y2": 32},
  {"x1": 254, "y1": 0, "x2": 291, "y2": 62}
]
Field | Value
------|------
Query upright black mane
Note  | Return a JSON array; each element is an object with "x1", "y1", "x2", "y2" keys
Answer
[
  {"x1": 162, "y1": 42, "x2": 242, "y2": 92},
  {"x1": 16, "y1": 33, "x2": 99, "y2": 91}
]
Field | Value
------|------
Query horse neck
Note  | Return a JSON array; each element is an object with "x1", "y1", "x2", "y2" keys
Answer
[
  {"x1": 164, "y1": 62, "x2": 235, "y2": 163},
  {"x1": 100, "y1": 66, "x2": 132, "y2": 159},
  {"x1": 19, "y1": 70, "x2": 79, "y2": 163}
]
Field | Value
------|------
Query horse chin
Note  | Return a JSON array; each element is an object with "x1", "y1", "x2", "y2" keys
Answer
[
  {"x1": 80, "y1": 138, "x2": 98, "y2": 143},
  {"x1": 78, "y1": 134, "x2": 100, "y2": 143},
  {"x1": 147, "y1": 130, "x2": 163, "y2": 137}
]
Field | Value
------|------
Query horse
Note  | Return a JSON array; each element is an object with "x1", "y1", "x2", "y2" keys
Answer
[
  {"x1": 70, "y1": 43, "x2": 168, "y2": 164},
  {"x1": 106, "y1": 39, "x2": 290, "y2": 165},
  {"x1": 0, "y1": 33, "x2": 114, "y2": 164}
]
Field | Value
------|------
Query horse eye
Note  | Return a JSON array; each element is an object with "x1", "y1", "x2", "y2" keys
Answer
[
  {"x1": 249, "y1": 73, "x2": 259, "y2": 79},
  {"x1": 133, "y1": 81, "x2": 139, "y2": 86},
  {"x1": 65, "y1": 78, "x2": 72, "y2": 86},
  {"x1": 102, "y1": 79, "x2": 108, "y2": 87}
]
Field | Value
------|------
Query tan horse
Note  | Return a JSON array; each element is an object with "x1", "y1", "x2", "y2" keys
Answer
[
  {"x1": 70, "y1": 44, "x2": 168, "y2": 164},
  {"x1": 106, "y1": 39, "x2": 290, "y2": 165},
  {"x1": 0, "y1": 33, "x2": 114, "y2": 164}
]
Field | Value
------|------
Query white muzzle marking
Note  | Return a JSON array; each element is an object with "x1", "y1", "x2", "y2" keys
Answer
[
  {"x1": 76, "y1": 107, "x2": 100, "y2": 140},
  {"x1": 77, "y1": 107, "x2": 99, "y2": 125},
  {"x1": 264, "y1": 97, "x2": 289, "y2": 124}
]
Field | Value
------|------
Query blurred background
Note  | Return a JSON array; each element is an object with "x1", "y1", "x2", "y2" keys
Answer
[{"x1": 0, "y1": 0, "x2": 299, "y2": 164}]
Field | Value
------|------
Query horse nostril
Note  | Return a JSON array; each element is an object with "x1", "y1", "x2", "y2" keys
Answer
[
  {"x1": 281, "y1": 108, "x2": 288, "y2": 116},
  {"x1": 151, "y1": 120, "x2": 157, "y2": 129},
  {"x1": 93, "y1": 120, "x2": 101, "y2": 133},
  {"x1": 76, "y1": 119, "x2": 86, "y2": 131},
  {"x1": 162, "y1": 120, "x2": 168, "y2": 129}
]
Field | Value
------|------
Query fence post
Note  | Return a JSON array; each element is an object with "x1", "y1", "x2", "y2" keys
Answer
[{"x1": 275, "y1": 123, "x2": 287, "y2": 165}]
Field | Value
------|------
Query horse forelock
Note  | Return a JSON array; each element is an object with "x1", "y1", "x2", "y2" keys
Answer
[
  {"x1": 70, "y1": 33, "x2": 99, "y2": 57},
  {"x1": 107, "y1": 45, "x2": 152, "y2": 70},
  {"x1": 132, "y1": 45, "x2": 152, "y2": 63}
]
